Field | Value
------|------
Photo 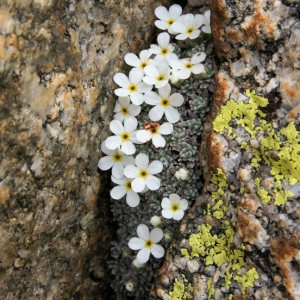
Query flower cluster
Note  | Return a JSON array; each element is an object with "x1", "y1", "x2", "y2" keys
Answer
[{"x1": 98, "y1": 4, "x2": 211, "y2": 266}]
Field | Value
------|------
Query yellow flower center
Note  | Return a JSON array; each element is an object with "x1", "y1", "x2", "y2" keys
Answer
[
  {"x1": 113, "y1": 153, "x2": 122, "y2": 162},
  {"x1": 156, "y1": 74, "x2": 165, "y2": 82},
  {"x1": 171, "y1": 203, "x2": 179, "y2": 212},
  {"x1": 128, "y1": 83, "x2": 137, "y2": 93},
  {"x1": 125, "y1": 180, "x2": 132, "y2": 191},
  {"x1": 144, "y1": 239, "x2": 153, "y2": 248},
  {"x1": 184, "y1": 62, "x2": 193, "y2": 69},
  {"x1": 167, "y1": 19, "x2": 175, "y2": 26},
  {"x1": 140, "y1": 61, "x2": 148, "y2": 69},
  {"x1": 121, "y1": 106, "x2": 128, "y2": 115},
  {"x1": 186, "y1": 27, "x2": 194, "y2": 34},
  {"x1": 160, "y1": 98, "x2": 170, "y2": 108},
  {"x1": 150, "y1": 127, "x2": 158, "y2": 134},
  {"x1": 139, "y1": 169, "x2": 148, "y2": 179},
  {"x1": 121, "y1": 132, "x2": 130, "y2": 142},
  {"x1": 160, "y1": 48, "x2": 168, "y2": 55}
]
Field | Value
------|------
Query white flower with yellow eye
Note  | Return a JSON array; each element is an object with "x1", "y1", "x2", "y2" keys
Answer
[
  {"x1": 172, "y1": 13, "x2": 203, "y2": 40},
  {"x1": 98, "y1": 141, "x2": 134, "y2": 179},
  {"x1": 154, "y1": 4, "x2": 182, "y2": 34},
  {"x1": 143, "y1": 62, "x2": 170, "y2": 89},
  {"x1": 150, "y1": 32, "x2": 178, "y2": 63},
  {"x1": 113, "y1": 69, "x2": 152, "y2": 105},
  {"x1": 124, "y1": 153, "x2": 163, "y2": 193},
  {"x1": 105, "y1": 117, "x2": 138, "y2": 155},
  {"x1": 128, "y1": 224, "x2": 165, "y2": 263},
  {"x1": 145, "y1": 83, "x2": 184, "y2": 123},
  {"x1": 136, "y1": 122, "x2": 173, "y2": 148},
  {"x1": 124, "y1": 50, "x2": 154, "y2": 73},
  {"x1": 161, "y1": 193, "x2": 188, "y2": 220},
  {"x1": 113, "y1": 96, "x2": 141, "y2": 122},
  {"x1": 169, "y1": 52, "x2": 206, "y2": 80},
  {"x1": 110, "y1": 175, "x2": 140, "y2": 207}
]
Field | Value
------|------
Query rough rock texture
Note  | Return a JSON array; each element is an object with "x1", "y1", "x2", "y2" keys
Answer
[
  {"x1": 151, "y1": 0, "x2": 300, "y2": 299},
  {"x1": 0, "y1": 0, "x2": 168, "y2": 298}
]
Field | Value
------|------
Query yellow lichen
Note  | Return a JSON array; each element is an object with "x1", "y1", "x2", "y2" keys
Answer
[
  {"x1": 213, "y1": 90, "x2": 300, "y2": 206},
  {"x1": 169, "y1": 274, "x2": 193, "y2": 300}
]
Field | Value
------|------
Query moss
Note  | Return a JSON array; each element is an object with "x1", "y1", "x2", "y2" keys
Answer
[
  {"x1": 169, "y1": 274, "x2": 193, "y2": 300},
  {"x1": 213, "y1": 90, "x2": 300, "y2": 206}
]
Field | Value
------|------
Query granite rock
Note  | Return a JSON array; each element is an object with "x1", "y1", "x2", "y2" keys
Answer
[
  {"x1": 151, "y1": 0, "x2": 300, "y2": 299},
  {"x1": 0, "y1": 0, "x2": 167, "y2": 298}
]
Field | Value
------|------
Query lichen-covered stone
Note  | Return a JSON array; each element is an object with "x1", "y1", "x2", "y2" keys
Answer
[
  {"x1": 151, "y1": 0, "x2": 300, "y2": 299},
  {"x1": 0, "y1": 0, "x2": 168, "y2": 298}
]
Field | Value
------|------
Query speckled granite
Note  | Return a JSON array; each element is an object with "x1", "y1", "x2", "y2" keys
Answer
[
  {"x1": 0, "y1": 0, "x2": 168, "y2": 298},
  {"x1": 151, "y1": 0, "x2": 300, "y2": 299}
]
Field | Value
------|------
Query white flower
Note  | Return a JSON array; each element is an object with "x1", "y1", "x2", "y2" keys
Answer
[
  {"x1": 201, "y1": 10, "x2": 211, "y2": 34},
  {"x1": 136, "y1": 122, "x2": 173, "y2": 148},
  {"x1": 105, "y1": 117, "x2": 138, "y2": 155},
  {"x1": 98, "y1": 141, "x2": 134, "y2": 179},
  {"x1": 174, "y1": 168, "x2": 189, "y2": 181},
  {"x1": 124, "y1": 49, "x2": 154, "y2": 73},
  {"x1": 113, "y1": 69, "x2": 152, "y2": 105},
  {"x1": 143, "y1": 62, "x2": 170, "y2": 89},
  {"x1": 169, "y1": 52, "x2": 206, "y2": 80},
  {"x1": 150, "y1": 215, "x2": 162, "y2": 227},
  {"x1": 125, "y1": 280, "x2": 135, "y2": 292},
  {"x1": 145, "y1": 84, "x2": 184, "y2": 123},
  {"x1": 161, "y1": 193, "x2": 188, "y2": 220},
  {"x1": 124, "y1": 153, "x2": 163, "y2": 193},
  {"x1": 128, "y1": 224, "x2": 165, "y2": 263},
  {"x1": 172, "y1": 14, "x2": 203, "y2": 40},
  {"x1": 154, "y1": 4, "x2": 182, "y2": 34},
  {"x1": 110, "y1": 176, "x2": 140, "y2": 207},
  {"x1": 150, "y1": 32, "x2": 178, "y2": 63},
  {"x1": 113, "y1": 96, "x2": 141, "y2": 122}
]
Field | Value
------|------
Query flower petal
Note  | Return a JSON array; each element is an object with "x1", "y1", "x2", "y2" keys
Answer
[
  {"x1": 128, "y1": 237, "x2": 144, "y2": 250},
  {"x1": 129, "y1": 68, "x2": 144, "y2": 84},
  {"x1": 169, "y1": 4, "x2": 182, "y2": 18},
  {"x1": 98, "y1": 156, "x2": 114, "y2": 171},
  {"x1": 152, "y1": 134, "x2": 166, "y2": 148},
  {"x1": 191, "y1": 64, "x2": 204, "y2": 74},
  {"x1": 124, "y1": 165, "x2": 139, "y2": 178},
  {"x1": 173, "y1": 210, "x2": 184, "y2": 220},
  {"x1": 126, "y1": 191, "x2": 140, "y2": 207},
  {"x1": 149, "y1": 106, "x2": 164, "y2": 121},
  {"x1": 110, "y1": 185, "x2": 126, "y2": 200},
  {"x1": 158, "y1": 84, "x2": 171, "y2": 98},
  {"x1": 150, "y1": 228, "x2": 163, "y2": 243},
  {"x1": 155, "y1": 6, "x2": 169, "y2": 20},
  {"x1": 113, "y1": 73, "x2": 130, "y2": 88},
  {"x1": 130, "y1": 92, "x2": 144, "y2": 105},
  {"x1": 121, "y1": 141, "x2": 136, "y2": 155},
  {"x1": 145, "y1": 175, "x2": 161, "y2": 190},
  {"x1": 137, "y1": 248, "x2": 151, "y2": 264},
  {"x1": 105, "y1": 136, "x2": 121, "y2": 150},
  {"x1": 150, "y1": 244, "x2": 165, "y2": 259},
  {"x1": 148, "y1": 160, "x2": 163, "y2": 174},
  {"x1": 165, "y1": 106, "x2": 181, "y2": 123},
  {"x1": 132, "y1": 177, "x2": 146, "y2": 193},
  {"x1": 157, "y1": 32, "x2": 170, "y2": 48},
  {"x1": 125, "y1": 53, "x2": 140, "y2": 67},
  {"x1": 124, "y1": 116, "x2": 138, "y2": 132},
  {"x1": 159, "y1": 122, "x2": 173, "y2": 135},
  {"x1": 137, "y1": 224, "x2": 149, "y2": 239},
  {"x1": 114, "y1": 87, "x2": 130, "y2": 97},
  {"x1": 111, "y1": 162, "x2": 125, "y2": 179},
  {"x1": 162, "y1": 209, "x2": 173, "y2": 219},
  {"x1": 144, "y1": 91, "x2": 161, "y2": 105},
  {"x1": 135, "y1": 153, "x2": 149, "y2": 169},
  {"x1": 136, "y1": 130, "x2": 151, "y2": 143},
  {"x1": 169, "y1": 93, "x2": 184, "y2": 106},
  {"x1": 110, "y1": 119, "x2": 124, "y2": 135},
  {"x1": 161, "y1": 197, "x2": 171, "y2": 209}
]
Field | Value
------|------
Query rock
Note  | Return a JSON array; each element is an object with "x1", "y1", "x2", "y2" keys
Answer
[
  {"x1": 0, "y1": 0, "x2": 167, "y2": 298},
  {"x1": 151, "y1": 0, "x2": 300, "y2": 299}
]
